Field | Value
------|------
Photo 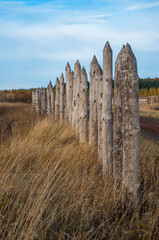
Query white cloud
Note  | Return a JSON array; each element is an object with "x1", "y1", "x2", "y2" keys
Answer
[
  {"x1": 126, "y1": 2, "x2": 159, "y2": 11},
  {"x1": 0, "y1": 1, "x2": 25, "y2": 6},
  {"x1": 0, "y1": 18, "x2": 158, "y2": 59}
]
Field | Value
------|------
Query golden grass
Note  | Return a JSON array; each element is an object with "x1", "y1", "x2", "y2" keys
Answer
[
  {"x1": 0, "y1": 103, "x2": 159, "y2": 239},
  {"x1": 140, "y1": 103, "x2": 159, "y2": 119},
  {"x1": 0, "y1": 102, "x2": 38, "y2": 144}
]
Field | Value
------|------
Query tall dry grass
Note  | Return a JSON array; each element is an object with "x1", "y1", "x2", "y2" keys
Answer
[
  {"x1": 0, "y1": 103, "x2": 159, "y2": 239},
  {"x1": 0, "y1": 103, "x2": 38, "y2": 144}
]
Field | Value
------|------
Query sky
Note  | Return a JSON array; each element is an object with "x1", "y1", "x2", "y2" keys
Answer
[{"x1": 0, "y1": 0, "x2": 159, "y2": 89}]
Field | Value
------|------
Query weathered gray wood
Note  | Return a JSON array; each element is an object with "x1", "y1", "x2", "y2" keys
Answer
[
  {"x1": 60, "y1": 73, "x2": 64, "y2": 123},
  {"x1": 50, "y1": 83, "x2": 55, "y2": 118},
  {"x1": 41, "y1": 88, "x2": 43, "y2": 115},
  {"x1": 39, "y1": 88, "x2": 42, "y2": 115},
  {"x1": 55, "y1": 77, "x2": 60, "y2": 120},
  {"x1": 102, "y1": 41, "x2": 113, "y2": 176},
  {"x1": 47, "y1": 84, "x2": 51, "y2": 116},
  {"x1": 96, "y1": 64, "x2": 103, "y2": 161},
  {"x1": 32, "y1": 90, "x2": 36, "y2": 109},
  {"x1": 64, "y1": 94, "x2": 66, "y2": 121},
  {"x1": 35, "y1": 89, "x2": 39, "y2": 113},
  {"x1": 72, "y1": 60, "x2": 81, "y2": 130},
  {"x1": 114, "y1": 44, "x2": 140, "y2": 205},
  {"x1": 79, "y1": 67, "x2": 88, "y2": 143},
  {"x1": 76, "y1": 71, "x2": 81, "y2": 136},
  {"x1": 65, "y1": 62, "x2": 71, "y2": 123},
  {"x1": 36, "y1": 88, "x2": 41, "y2": 115},
  {"x1": 89, "y1": 55, "x2": 98, "y2": 145},
  {"x1": 69, "y1": 71, "x2": 74, "y2": 123},
  {"x1": 43, "y1": 88, "x2": 47, "y2": 114},
  {"x1": 113, "y1": 46, "x2": 125, "y2": 185},
  {"x1": 123, "y1": 44, "x2": 140, "y2": 204}
]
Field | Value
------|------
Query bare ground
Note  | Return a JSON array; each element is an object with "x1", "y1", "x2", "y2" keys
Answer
[{"x1": 140, "y1": 117, "x2": 159, "y2": 142}]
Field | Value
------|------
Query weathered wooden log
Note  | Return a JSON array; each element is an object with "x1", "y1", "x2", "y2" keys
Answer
[
  {"x1": 113, "y1": 46, "x2": 124, "y2": 185},
  {"x1": 65, "y1": 63, "x2": 71, "y2": 123},
  {"x1": 76, "y1": 71, "x2": 81, "y2": 136},
  {"x1": 69, "y1": 71, "x2": 74, "y2": 123},
  {"x1": 96, "y1": 64, "x2": 103, "y2": 161},
  {"x1": 39, "y1": 88, "x2": 42, "y2": 115},
  {"x1": 102, "y1": 41, "x2": 113, "y2": 176},
  {"x1": 36, "y1": 88, "x2": 41, "y2": 115},
  {"x1": 89, "y1": 55, "x2": 98, "y2": 145},
  {"x1": 41, "y1": 88, "x2": 43, "y2": 115},
  {"x1": 32, "y1": 90, "x2": 36, "y2": 108},
  {"x1": 79, "y1": 67, "x2": 88, "y2": 143},
  {"x1": 72, "y1": 60, "x2": 81, "y2": 130},
  {"x1": 50, "y1": 84, "x2": 55, "y2": 118},
  {"x1": 35, "y1": 89, "x2": 39, "y2": 113},
  {"x1": 60, "y1": 73, "x2": 64, "y2": 123},
  {"x1": 121, "y1": 44, "x2": 140, "y2": 204},
  {"x1": 64, "y1": 94, "x2": 66, "y2": 121},
  {"x1": 43, "y1": 88, "x2": 47, "y2": 114},
  {"x1": 47, "y1": 84, "x2": 51, "y2": 116},
  {"x1": 55, "y1": 77, "x2": 60, "y2": 120}
]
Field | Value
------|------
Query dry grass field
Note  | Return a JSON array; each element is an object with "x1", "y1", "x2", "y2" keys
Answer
[
  {"x1": 0, "y1": 103, "x2": 159, "y2": 239},
  {"x1": 140, "y1": 103, "x2": 159, "y2": 120}
]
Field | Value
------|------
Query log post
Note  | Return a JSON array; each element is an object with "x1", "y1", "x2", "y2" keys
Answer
[
  {"x1": 64, "y1": 94, "x2": 66, "y2": 121},
  {"x1": 32, "y1": 90, "x2": 36, "y2": 109},
  {"x1": 113, "y1": 46, "x2": 124, "y2": 186},
  {"x1": 47, "y1": 84, "x2": 51, "y2": 116},
  {"x1": 60, "y1": 73, "x2": 64, "y2": 123},
  {"x1": 65, "y1": 63, "x2": 71, "y2": 123},
  {"x1": 39, "y1": 88, "x2": 42, "y2": 115},
  {"x1": 89, "y1": 55, "x2": 98, "y2": 145},
  {"x1": 76, "y1": 71, "x2": 81, "y2": 136},
  {"x1": 36, "y1": 88, "x2": 41, "y2": 115},
  {"x1": 43, "y1": 88, "x2": 47, "y2": 115},
  {"x1": 121, "y1": 44, "x2": 140, "y2": 204},
  {"x1": 102, "y1": 41, "x2": 113, "y2": 176},
  {"x1": 35, "y1": 89, "x2": 39, "y2": 113},
  {"x1": 79, "y1": 67, "x2": 88, "y2": 143},
  {"x1": 50, "y1": 84, "x2": 55, "y2": 118},
  {"x1": 55, "y1": 77, "x2": 60, "y2": 120},
  {"x1": 72, "y1": 60, "x2": 81, "y2": 130},
  {"x1": 69, "y1": 71, "x2": 74, "y2": 123},
  {"x1": 41, "y1": 88, "x2": 43, "y2": 115},
  {"x1": 97, "y1": 64, "x2": 103, "y2": 161}
]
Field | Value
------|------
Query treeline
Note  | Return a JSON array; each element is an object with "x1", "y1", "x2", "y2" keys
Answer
[
  {"x1": 0, "y1": 89, "x2": 33, "y2": 103},
  {"x1": 139, "y1": 77, "x2": 159, "y2": 89},
  {"x1": 139, "y1": 78, "x2": 159, "y2": 96}
]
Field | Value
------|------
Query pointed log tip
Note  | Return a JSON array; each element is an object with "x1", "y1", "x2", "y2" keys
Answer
[
  {"x1": 97, "y1": 64, "x2": 103, "y2": 75},
  {"x1": 125, "y1": 43, "x2": 134, "y2": 55},
  {"x1": 65, "y1": 62, "x2": 71, "y2": 71},
  {"x1": 49, "y1": 81, "x2": 52, "y2": 87},
  {"x1": 56, "y1": 77, "x2": 60, "y2": 83},
  {"x1": 116, "y1": 44, "x2": 126, "y2": 59},
  {"x1": 91, "y1": 55, "x2": 98, "y2": 64},
  {"x1": 75, "y1": 59, "x2": 81, "y2": 67},
  {"x1": 61, "y1": 73, "x2": 64, "y2": 78},
  {"x1": 103, "y1": 41, "x2": 112, "y2": 52},
  {"x1": 122, "y1": 43, "x2": 136, "y2": 60},
  {"x1": 126, "y1": 43, "x2": 131, "y2": 49},
  {"x1": 81, "y1": 66, "x2": 87, "y2": 75}
]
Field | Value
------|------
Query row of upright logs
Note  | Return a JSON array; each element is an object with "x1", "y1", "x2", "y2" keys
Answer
[{"x1": 32, "y1": 42, "x2": 140, "y2": 206}]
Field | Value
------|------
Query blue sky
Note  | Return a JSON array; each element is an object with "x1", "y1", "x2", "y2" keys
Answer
[{"x1": 0, "y1": 0, "x2": 159, "y2": 89}]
